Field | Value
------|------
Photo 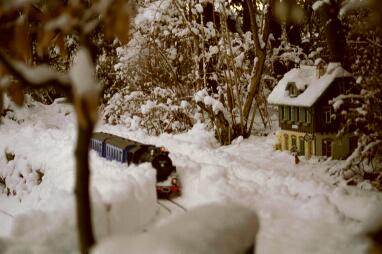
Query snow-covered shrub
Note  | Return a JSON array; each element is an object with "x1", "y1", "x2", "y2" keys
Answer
[
  {"x1": 109, "y1": 0, "x2": 264, "y2": 141},
  {"x1": 102, "y1": 87, "x2": 194, "y2": 135},
  {"x1": 0, "y1": 153, "x2": 44, "y2": 197}
]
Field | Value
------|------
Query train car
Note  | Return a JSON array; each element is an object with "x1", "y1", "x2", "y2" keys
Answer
[
  {"x1": 90, "y1": 132, "x2": 180, "y2": 198},
  {"x1": 90, "y1": 132, "x2": 114, "y2": 157}
]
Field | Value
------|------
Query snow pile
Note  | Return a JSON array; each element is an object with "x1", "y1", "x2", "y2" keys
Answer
[
  {"x1": 93, "y1": 202, "x2": 259, "y2": 254},
  {"x1": 0, "y1": 98, "x2": 158, "y2": 253}
]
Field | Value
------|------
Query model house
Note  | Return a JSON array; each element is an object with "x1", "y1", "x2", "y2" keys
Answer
[{"x1": 267, "y1": 62, "x2": 357, "y2": 159}]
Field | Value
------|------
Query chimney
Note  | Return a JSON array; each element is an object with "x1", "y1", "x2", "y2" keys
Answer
[{"x1": 315, "y1": 59, "x2": 326, "y2": 78}]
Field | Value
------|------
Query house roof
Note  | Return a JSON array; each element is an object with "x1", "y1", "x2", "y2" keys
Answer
[{"x1": 267, "y1": 63, "x2": 352, "y2": 107}]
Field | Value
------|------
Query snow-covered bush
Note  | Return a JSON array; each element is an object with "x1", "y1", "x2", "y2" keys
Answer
[
  {"x1": 0, "y1": 152, "x2": 44, "y2": 197},
  {"x1": 103, "y1": 86, "x2": 194, "y2": 135},
  {"x1": 108, "y1": 0, "x2": 265, "y2": 141}
]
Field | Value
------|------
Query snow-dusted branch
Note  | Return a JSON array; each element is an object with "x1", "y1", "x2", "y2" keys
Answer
[
  {"x1": 246, "y1": 1, "x2": 261, "y2": 52},
  {"x1": 0, "y1": 51, "x2": 71, "y2": 91}
]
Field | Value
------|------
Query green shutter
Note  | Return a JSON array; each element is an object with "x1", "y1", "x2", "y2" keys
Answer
[
  {"x1": 307, "y1": 109, "x2": 311, "y2": 123},
  {"x1": 279, "y1": 106, "x2": 283, "y2": 120}
]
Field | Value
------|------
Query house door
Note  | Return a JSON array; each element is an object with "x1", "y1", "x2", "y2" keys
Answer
[
  {"x1": 299, "y1": 137, "x2": 305, "y2": 156},
  {"x1": 307, "y1": 141, "x2": 312, "y2": 158},
  {"x1": 322, "y1": 139, "x2": 333, "y2": 157}
]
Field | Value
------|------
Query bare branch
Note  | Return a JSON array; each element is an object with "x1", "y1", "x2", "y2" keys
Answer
[{"x1": 246, "y1": 0, "x2": 261, "y2": 52}]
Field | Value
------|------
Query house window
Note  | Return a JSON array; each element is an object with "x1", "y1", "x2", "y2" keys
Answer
[
  {"x1": 284, "y1": 134, "x2": 289, "y2": 150},
  {"x1": 299, "y1": 137, "x2": 305, "y2": 156},
  {"x1": 300, "y1": 108, "x2": 306, "y2": 123},
  {"x1": 322, "y1": 139, "x2": 333, "y2": 157},
  {"x1": 291, "y1": 86, "x2": 297, "y2": 97},
  {"x1": 324, "y1": 109, "x2": 332, "y2": 123},
  {"x1": 287, "y1": 82, "x2": 298, "y2": 97},
  {"x1": 291, "y1": 107, "x2": 295, "y2": 121},
  {"x1": 284, "y1": 106, "x2": 290, "y2": 121}
]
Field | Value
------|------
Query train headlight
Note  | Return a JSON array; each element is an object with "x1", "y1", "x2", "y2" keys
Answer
[
  {"x1": 171, "y1": 178, "x2": 178, "y2": 185},
  {"x1": 160, "y1": 147, "x2": 168, "y2": 152}
]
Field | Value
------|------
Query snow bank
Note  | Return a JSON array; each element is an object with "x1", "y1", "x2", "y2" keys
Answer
[
  {"x1": 93, "y1": 202, "x2": 259, "y2": 254},
  {"x1": 0, "y1": 98, "x2": 158, "y2": 253},
  {"x1": 2, "y1": 96, "x2": 382, "y2": 254}
]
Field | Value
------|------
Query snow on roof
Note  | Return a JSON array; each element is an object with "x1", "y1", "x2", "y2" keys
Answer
[{"x1": 267, "y1": 63, "x2": 352, "y2": 107}]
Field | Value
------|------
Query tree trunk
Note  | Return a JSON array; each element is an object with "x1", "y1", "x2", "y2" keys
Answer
[
  {"x1": 318, "y1": 1, "x2": 348, "y2": 68},
  {"x1": 75, "y1": 124, "x2": 95, "y2": 254},
  {"x1": 243, "y1": 50, "x2": 266, "y2": 125}
]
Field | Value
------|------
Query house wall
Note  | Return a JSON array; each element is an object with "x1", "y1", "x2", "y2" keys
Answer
[
  {"x1": 278, "y1": 130, "x2": 353, "y2": 159},
  {"x1": 313, "y1": 77, "x2": 355, "y2": 133},
  {"x1": 278, "y1": 105, "x2": 314, "y2": 133},
  {"x1": 314, "y1": 133, "x2": 352, "y2": 159},
  {"x1": 279, "y1": 130, "x2": 315, "y2": 158}
]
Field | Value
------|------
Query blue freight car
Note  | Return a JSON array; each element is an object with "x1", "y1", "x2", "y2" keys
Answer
[{"x1": 90, "y1": 132, "x2": 114, "y2": 157}]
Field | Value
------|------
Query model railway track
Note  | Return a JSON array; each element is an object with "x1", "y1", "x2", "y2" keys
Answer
[
  {"x1": 166, "y1": 198, "x2": 187, "y2": 211},
  {"x1": 157, "y1": 198, "x2": 187, "y2": 215},
  {"x1": 0, "y1": 208, "x2": 14, "y2": 218}
]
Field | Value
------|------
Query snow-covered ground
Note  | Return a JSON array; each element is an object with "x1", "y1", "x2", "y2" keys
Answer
[{"x1": 1, "y1": 97, "x2": 382, "y2": 253}]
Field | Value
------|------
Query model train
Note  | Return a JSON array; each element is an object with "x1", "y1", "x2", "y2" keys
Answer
[{"x1": 90, "y1": 132, "x2": 180, "y2": 198}]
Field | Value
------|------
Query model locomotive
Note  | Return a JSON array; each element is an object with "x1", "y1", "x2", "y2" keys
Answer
[{"x1": 90, "y1": 132, "x2": 180, "y2": 198}]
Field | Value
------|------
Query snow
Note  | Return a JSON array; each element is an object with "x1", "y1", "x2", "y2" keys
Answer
[
  {"x1": 1, "y1": 97, "x2": 382, "y2": 253},
  {"x1": 194, "y1": 89, "x2": 230, "y2": 121},
  {"x1": 194, "y1": 4, "x2": 204, "y2": 14},
  {"x1": 0, "y1": 99, "x2": 157, "y2": 253},
  {"x1": 70, "y1": 48, "x2": 98, "y2": 97},
  {"x1": 267, "y1": 64, "x2": 352, "y2": 107},
  {"x1": 312, "y1": 0, "x2": 330, "y2": 11},
  {"x1": 45, "y1": 14, "x2": 72, "y2": 31},
  {"x1": 134, "y1": 0, "x2": 171, "y2": 26},
  {"x1": 12, "y1": 61, "x2": 69, "y2": 86},
  {"x1": 93, "y1": 203, "x2": 259, "y2": 254},
  {"x1": 339, "y1": 0, "x2": 369, "y2": 17}
]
